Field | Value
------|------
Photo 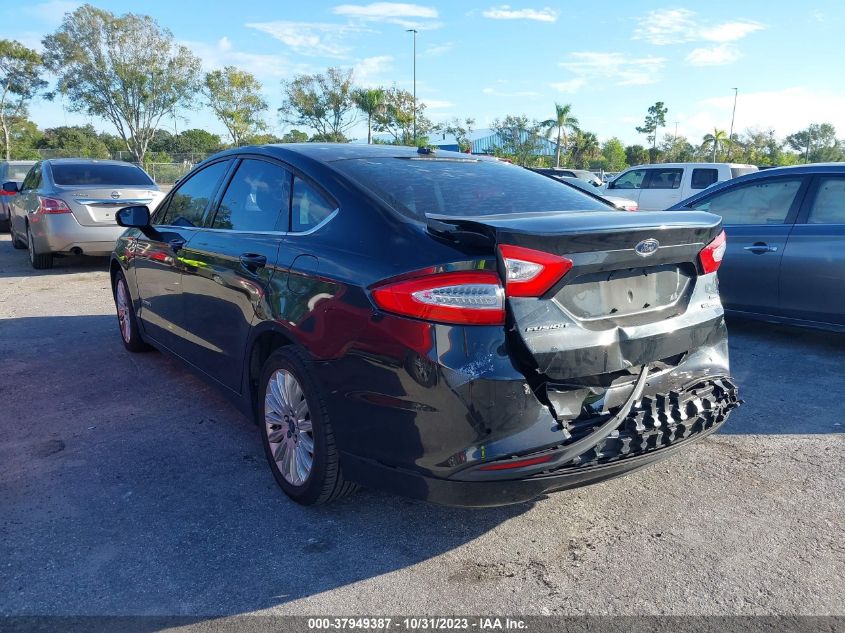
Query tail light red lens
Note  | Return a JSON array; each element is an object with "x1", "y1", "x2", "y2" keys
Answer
[
  {"x1": 36, "y1": 196, "x2": 72, "y2": 214},
  {"x1": 0, "y1": 190, "x2": 16, "y2": 196},
  {"x1": 699, "y1": 230, "x2": 726, "y2": 274},
  {"x1": 371, "y1": 271, "x2": 505, "y2": 325},
  {"x1": 498, "y1": 244, "x2": 573, "y2": 297},
  {"x1": 478, "y1": 454, "x2": 553, "y2": 471}
]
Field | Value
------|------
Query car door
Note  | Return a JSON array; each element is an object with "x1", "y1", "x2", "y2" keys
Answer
[
  {"x1": 606, "y1": 168, "x2": 647, "y2": 205},
  {"x1": 177, "y1": 157, "x2": 292, "y2": 391},
  {"x1": 778, "y1": 174, "x2": 845, "y2": 325},
  {"x1": 639, "y1": 166, "x2": 684, "y2": 210},
  {"x1": 132, "y1": 159, "x2": 233, "y2": 353},
  {"x1": 685, "y1": 175, "x2": 808, "y2": 315}
]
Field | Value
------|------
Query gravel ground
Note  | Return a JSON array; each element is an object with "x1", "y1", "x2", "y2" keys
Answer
[{"x1": 0, "y1": 232, "x2": 843, "y2": 617}]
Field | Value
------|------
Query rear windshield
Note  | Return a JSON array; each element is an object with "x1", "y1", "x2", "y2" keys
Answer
[
  {"x1": 7, "y1": 164, "x2": 34, "y2": 181},
  {"x1": 51, "y1": 163, "x2": 154, "y2": 186},
  {"x1": 332, "y1": 157, "x2": 608, "y2": 218},
  {"x1": 731, "y1": 166, "x2": 758, "y2": 179}
]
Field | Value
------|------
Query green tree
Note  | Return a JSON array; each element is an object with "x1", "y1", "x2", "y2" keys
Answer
[
  {"x1": 569, "y1": 130, "x2": 600, "y2": 169},
  {"x1": 625, "y1": 144, "x2": 649, "y2": 166},
  {"x1": 203, "y1": 66, "x2": 268, "y2": 147},
  {"x1": 785, "y1": 123, "x2": 844, "y2": 163},
  {"x1": 280, "y1": 67, "x2": 356, "y2": 142},
  {"x1": 701, "y1": 128, "x2": 729, "y2": 162},
  {"x1": 375, "y1": 86, "x2": 431, "y2": 146},
  {"x1": 5, "y1": 118, "x2": 42, "y2": 159},
  {"x1": 36, "y1": 124, "x2": 110, "y2": 158},
  {"x1": 42, "y1": 4, "x2": 201, "y2": 164},
  {"x1": 659, "y1": 133, "x2": 695, "y2": 162},
  {"x1": 352, "y1": 88, "x2": 385, "y2": 144},
  {"x1": 175, "y1": 128, "x2": 223, "y2": 154},
  {"x1": 0, "y1": 39, "x2": 47, "y2": 160},
  {"x1": 434, "y1": 117, "x2": 476, "y2": 152},
  {"x1": 280, "y1": 129, "x2": 309, "y2": 143},
  {"x1": 491, "y1": 115, "x2": 543, "y2": 166},
  {"x1": 636, "y1": 101, "x2": 668, "y2": 150},
  {"x1": 540, "y1": 102, "x2": 579, "y2": 168},
  {"x1": 600, "y1": 137, "x2": 628, "y2": 171}
]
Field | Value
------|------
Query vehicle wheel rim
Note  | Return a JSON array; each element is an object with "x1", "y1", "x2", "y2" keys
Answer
[
  {"x1": 265, "y1": 369, "x2": 314, "y2": 486},
  {"x1": 115, "y1": 279, "x2": 132, "y2": 342},
  {"x1": 27, "y1": 228, "x2": 34, "y2": 262}
]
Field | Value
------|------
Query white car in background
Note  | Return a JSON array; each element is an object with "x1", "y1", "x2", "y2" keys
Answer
[{"x1": 602, "y1": 162, "x2": 758, "y2": 211}]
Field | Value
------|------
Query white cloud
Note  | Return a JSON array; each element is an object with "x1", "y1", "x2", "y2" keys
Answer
[
  {"x1": 634, "y1": 8, "x2": 764, "y2": 45},
  {"x1": 182, "y1": 37, "x2": 309, "y2": 79},
  {"x1": 246, "y1": 21, "x2": 363, "y2": 58},
  {"x1": 22, "y1": 0, "x2": 80, "y2": 27},
  {"x1": 423, "y1": 43, "x2": 454, "y2": 57},
  {"x1": 558, "y1": 52, "x2": 666, "y2": 88},
  {"x1": 483, "y1": 87, "x2": 542, "y2": 97},
  {"x1": 481, "y1": 5, "x2": 558, "y2": 22},
  {"x1": 353, "y1": 55, "x2": 394, "y2": 86},
  {"x1": 333, "y1": 2, "x2": 440, "y2": 29},
  {"x1": 422, "y1": 98, "x2": 454, "y2": 109},
  {"x1": 686, "y1": 44, "x2": 741, "y2": 66}
]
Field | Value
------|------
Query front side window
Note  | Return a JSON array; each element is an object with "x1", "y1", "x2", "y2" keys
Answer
[
  {"x1": 611, "y1": 169, "x2": 647, "y2": 190},
  {"x1": 691, "y1": 168, "x2": 719, "y2": 190},
  {"x1": 156, "y1": 160, "x2": 230, "y2": 227},
  {"x1": 807, "y1": 177, "x2": 845, "y2": 224},
  {"x1": 20, "y1": 164, "x2": 40, "y2": 191},
  {"x1": 212, "y1": 159, "x2": 291, "y2": 231},
  {"x1": 291, "y1": 177, "x2": 336, "y2": 232},
  {"x1": 690, "y1": 178, "x2": 803, "y2": 225},
  {"x1": 644, "y1": 168, "x2": 682, "y2": 190}
]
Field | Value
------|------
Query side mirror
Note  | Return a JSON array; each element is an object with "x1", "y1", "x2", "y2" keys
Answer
[
  {"x1": 116, "y1": 205, "x2": 151, "y2": 228},
  {"x1": 2, "y1": 181, "x2": 19, "y2": 193}
]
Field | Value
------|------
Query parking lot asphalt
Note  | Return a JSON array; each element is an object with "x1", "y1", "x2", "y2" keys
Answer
[{"x1": 0, "y1": 232, "x2": 843, "y2": 618}]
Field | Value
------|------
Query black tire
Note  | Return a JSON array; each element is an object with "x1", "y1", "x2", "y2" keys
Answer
[
  {"x1": 27, "y1": 224, "x2": 53, "y2": 269},
  {"x1": 258, "y1": 346, "x2": 357, "y2": 506},
  {"x1": 10, "y1": 219, "x2": 26, "y2": 249},
  {"x1": 113, "y1": 270, "x2": 152, "y2": 353}
]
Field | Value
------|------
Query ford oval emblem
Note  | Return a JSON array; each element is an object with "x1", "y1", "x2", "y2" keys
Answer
[
  {"x1": 635, "y1": 238, "x2": 660, "y2": 257},
  {"x1": 110, "y1": 190, "x2": 120, "y2": 200}
]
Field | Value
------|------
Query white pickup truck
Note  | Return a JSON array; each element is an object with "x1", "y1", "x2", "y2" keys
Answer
[{"x1": 602, "y1": 162, "x2": 757, "y2": 211}]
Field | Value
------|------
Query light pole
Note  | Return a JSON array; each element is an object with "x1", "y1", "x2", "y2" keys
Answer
[
  {"x1": 406, "y1": 28, "x2": 417, "y2": 144},
  {"x1": 728, "y1": 87, "x2": 738, "y2": 158}
]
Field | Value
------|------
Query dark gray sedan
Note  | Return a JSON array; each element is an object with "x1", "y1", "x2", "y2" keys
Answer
[
  {"x1": 4, "y1": 159, "x2": 163, "y2": 269},
  {"x1": 670, "y1": 163, "x2": 845, "y2": 330}
]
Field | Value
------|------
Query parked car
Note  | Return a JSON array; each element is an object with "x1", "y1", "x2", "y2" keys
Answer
[
  {"x1": 557, "y1": 174, "x2": 639, "y2": 211},
  {"x1": 669, "y1": 163, "x2": 845, "y2": 330},
  {"x1": 5, "y1": 159, "x2": 164, "y2": 269},
  {"x1": 110, "y1": 144, "x2": 740, "y2": 507},
  {"x1": 0, "y1": 160, "x2": 36, "y2": 231},
  {"x1": 531, "y1": 167, "x2": 602, "y2": 186},
  {"x1": 604, "y1": 163, "x2": 758, "y2": 211}
]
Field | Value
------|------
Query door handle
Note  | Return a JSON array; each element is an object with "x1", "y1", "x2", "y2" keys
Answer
[
  {"x1": 743, "y1": 243, "x2": 778, "y2": 254},
  {"x1": 239, "y1": 253, "x2": 267, "y2": 271}
]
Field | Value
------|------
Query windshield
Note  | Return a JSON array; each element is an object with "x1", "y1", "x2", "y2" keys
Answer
[
  {"x1": 332, "y1": 157, "x2": 608, "y2": 219},
  {"x1": 7, "y1": 164, "x2": 34, "y2": 181},
  {"x1": 51, "y1": 163, "x2": 154, "y2": 186}
]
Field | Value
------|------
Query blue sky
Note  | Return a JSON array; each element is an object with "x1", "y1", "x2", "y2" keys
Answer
[{"x1": 3, "y1": 0, "x2": 844, "y2": 145}]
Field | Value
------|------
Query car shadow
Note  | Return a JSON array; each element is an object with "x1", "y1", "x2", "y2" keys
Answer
[
  {"x1": 0, "y1": 314, "x2": 532, "y2": 617},
  {"x1": 0, "y1": 235, "x2": 110, "y2": 278},
  {"x1": 719, "y1": 316, "x2": 845, "y2": 435}
]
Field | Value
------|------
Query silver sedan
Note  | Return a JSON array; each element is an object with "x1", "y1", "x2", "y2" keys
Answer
[{"x1": 5, "y1": 159, "x2": 164, "y2": 269}]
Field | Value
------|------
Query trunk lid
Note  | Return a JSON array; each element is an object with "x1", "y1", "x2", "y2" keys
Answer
[
  {"x1": 427, "y1": 210, "x2": 723, "y2": 381},
  {"x1": 63, "y1": 187, "x2": 163, "y2": 226}
]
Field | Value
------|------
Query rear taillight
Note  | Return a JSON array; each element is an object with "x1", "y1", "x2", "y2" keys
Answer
[
  {"x1": 0, "y1": 190, "x2": 15, "y2": 196},
  {"x1": 499, "y1": 244, "x2": 573, "y2": 297},
  {"x1": 36, "y1": 196, "x2": 72, "y2": 214},
  {"x1": 699, "y1": 230, "x2": 726, "y2": 274},
  {"x1": 371, "y1": 271, "x2": 504, "y2": 325}
]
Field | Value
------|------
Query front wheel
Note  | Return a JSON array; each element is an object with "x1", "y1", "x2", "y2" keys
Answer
[
  {"x1": 27, "y1": 224, "x2": 52, "y2": 269},
  {"x1": 113, "y1": 271, "x2": 151, "y2": 353},
  {"x1": 259, "y1": 347, "x2": 357, "y2": 505}
]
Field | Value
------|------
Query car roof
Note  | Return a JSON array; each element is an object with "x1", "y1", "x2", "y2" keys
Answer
[{"x1": 213, "y1": 143, "x2": 495, "y2": 164}]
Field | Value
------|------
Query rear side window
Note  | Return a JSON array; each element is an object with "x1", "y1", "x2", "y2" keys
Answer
[
  {"x1": 690, "y1": 178, "x2": 803, "y2": 225},
  {"x1": 611, "y1": 169, "x2": 647, "y2": 190},
  {"x1": 332, "y1": 158, "x2": 607, "y2": 219},
  {"x1": 644, "y1": 168, "x2": 682, "y2": 189},
  {"x1": 807, "y1": 177, "x2": 845, "y2": 224},
  {"x1": 51, "y1": 163, "x2": 154, "y2": 186},
  {"x1": 212, "y1": 159, "x2": 291, "y2": 232},
  {"x1": 157, "y1": 160, "x2": 230, "y2": 227},
  {"x1": 691, "y1": 168, "x2": 718, "y2": 190},
  {"x1": 291, "y1": 177, "x2": 336, "y2": 232}
]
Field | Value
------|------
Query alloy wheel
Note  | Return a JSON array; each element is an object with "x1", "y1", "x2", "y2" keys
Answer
[
  {"x1": 264, "y1": 369, "x2": 314, "y2": 486},
  {"x1": 115, "y1": 278, "x2": 132, "y2": 343}
]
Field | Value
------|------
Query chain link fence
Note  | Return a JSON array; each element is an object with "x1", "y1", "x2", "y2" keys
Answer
[{"x1": 31, "y1": 149, "x2": 203, "y2": 185}]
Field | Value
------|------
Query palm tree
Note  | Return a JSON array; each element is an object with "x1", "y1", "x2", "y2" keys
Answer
[
  {"x1": 541, "y1": 102, "x2": 579, "y2": 168},
  {"x1": 352, "y1": 88, "x2": 386, "y2": 144},
  {"x1": 701, "y1": 128, "x2": 728, "y2": 162},
  {"x1": 570, "y1": 130, "x2": 600, "y2": 169}
]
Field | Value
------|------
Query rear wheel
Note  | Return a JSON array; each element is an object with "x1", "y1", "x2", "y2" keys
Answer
[
  {"x1": 113, "y1": 271, "x2": 151, "y2": 353},
  {"x1": 27, "y1": 224, "x2": 52, "y2": 269},
  {"x1": 259, "y1": 347, "x2": 357, "y2": 505},
  {"x1": 9, "y1": 218, "x2": 25, "y2": 249}
]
